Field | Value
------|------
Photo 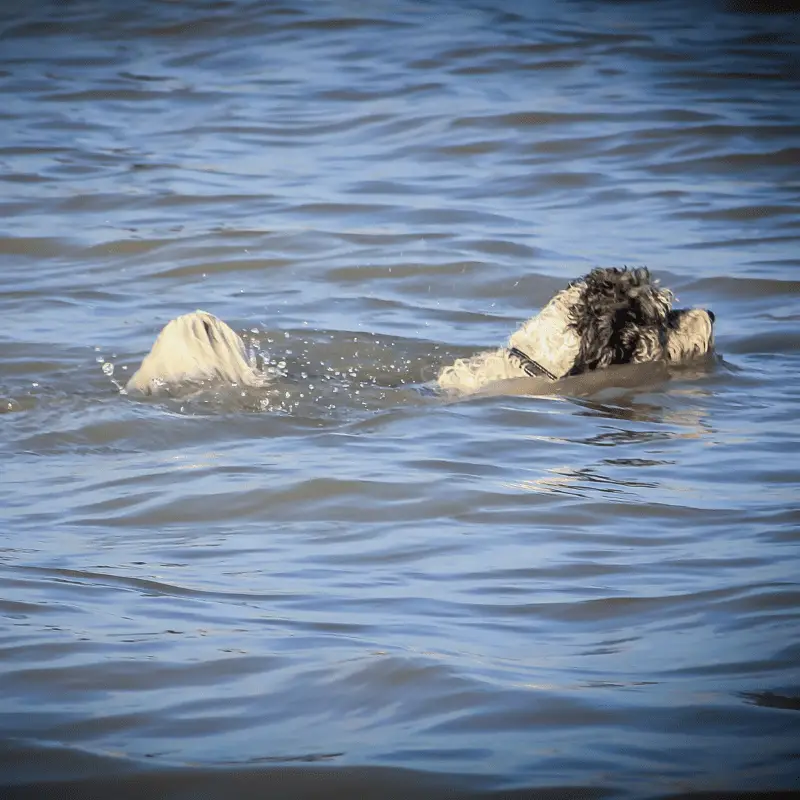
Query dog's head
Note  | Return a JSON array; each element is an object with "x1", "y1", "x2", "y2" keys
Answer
[
  {"x1": 507, "y1": 267, "x2": 675, "y2": 381},
  {"x1": 665, "y1": 308, "x2": 715, "y2": 362}
]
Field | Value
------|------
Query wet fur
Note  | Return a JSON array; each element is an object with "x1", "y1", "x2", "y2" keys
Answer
[
  {"x1": 126, "y1": 311, "x2": 266, "y2": 395},
  {"x1": 438, "y1": 268, "x2": 714, "y2": 394}
]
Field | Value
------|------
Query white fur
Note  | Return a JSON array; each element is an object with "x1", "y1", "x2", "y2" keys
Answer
[
  {"x1": 125, "y1": 311, "x2": 266, "y2": 395},
  {"x1": 508, "y1": 281, "x2": 584, "y2": 379},
  {"x1": 666, "y1": 309, "x2": 715, "y2": 362},
  {"x1": 437, "y1": 283, "x2": 584, "y2": 394}
]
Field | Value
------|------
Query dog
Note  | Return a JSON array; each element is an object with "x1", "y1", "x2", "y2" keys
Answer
[
  {"x1": 125, "y1": 310, "x2": 267, "y2": 395},
  {"x1": 125, "y1": 268, "x2": 714, "y2": 397},
  {"x1": 436, "y1": 267, "x2": 715, "y2": 394}
]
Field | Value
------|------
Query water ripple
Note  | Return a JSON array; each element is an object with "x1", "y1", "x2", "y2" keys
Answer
[{"x1": 1, "y1": 0, "x2": 799, "y2": 797}]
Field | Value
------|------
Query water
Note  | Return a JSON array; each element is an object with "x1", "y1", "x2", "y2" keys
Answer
[{"x1": 1, "y1": 1, "x2": 799, "y2": 797}]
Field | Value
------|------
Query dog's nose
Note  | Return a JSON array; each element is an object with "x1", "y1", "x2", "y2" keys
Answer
[{"x1": 706, "y1": 310, "x2": 715, "y2": 323}]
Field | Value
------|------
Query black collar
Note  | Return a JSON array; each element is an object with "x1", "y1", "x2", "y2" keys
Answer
[{"x1": 508, "y1": 347, "x2": 558, "y2": 381}]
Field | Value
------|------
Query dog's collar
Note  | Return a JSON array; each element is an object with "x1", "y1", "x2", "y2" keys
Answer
[{"x1": 508, "y1": 347, "x2": 558, "y2": 381}]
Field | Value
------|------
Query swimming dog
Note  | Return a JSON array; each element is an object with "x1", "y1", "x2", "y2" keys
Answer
[{"x1": 436, "y1": 267, "x2": 715, "y2": 394}]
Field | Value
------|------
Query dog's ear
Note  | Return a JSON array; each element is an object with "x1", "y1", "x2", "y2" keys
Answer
[
  {"x1": 569, "y1": 267, "x2": 673, "y2": 374},
  {"x1": 569, "y1": 268, "x2": 627, "y2": 372}
]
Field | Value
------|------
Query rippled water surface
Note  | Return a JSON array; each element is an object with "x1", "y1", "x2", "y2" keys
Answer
[{"x1": 2, "y1": 1, "x2": 799, "y2": 798}]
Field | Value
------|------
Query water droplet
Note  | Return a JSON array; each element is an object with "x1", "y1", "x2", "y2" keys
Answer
[{"x1": 102, "y1": 362, "x2": 114, "y2": 376}]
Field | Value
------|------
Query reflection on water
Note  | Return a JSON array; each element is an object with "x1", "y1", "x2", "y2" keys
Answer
[{"x1": 1, "y1": 0, "x2": 799, "y2": 798}]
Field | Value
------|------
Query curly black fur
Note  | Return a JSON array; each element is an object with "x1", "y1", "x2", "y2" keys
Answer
[{"x1": 568, "y1": 267, "x2": 670, "y2": 375}]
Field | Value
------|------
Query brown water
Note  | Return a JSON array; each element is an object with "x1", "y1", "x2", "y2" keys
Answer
[{"x1": 1, "y1": 1, "x2": 799, "y2": 798}]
